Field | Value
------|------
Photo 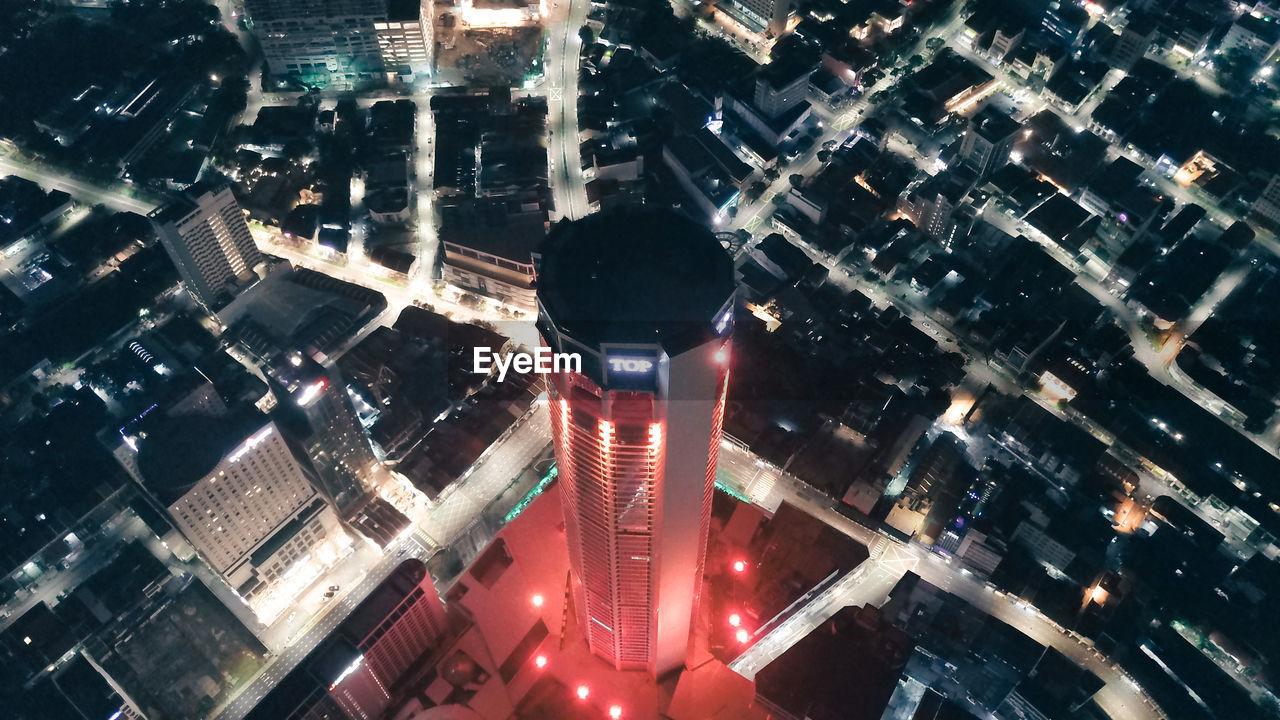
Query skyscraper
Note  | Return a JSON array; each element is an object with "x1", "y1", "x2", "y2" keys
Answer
[
  {"x1": 264, "y1": 351, "x2": 378, "y2": 513},
  {"x1": 535, "y1": 207, "x2": 735, "y2": 677},
  {"x1": 136, "y1": 412, "x2": 340, "y2": 597},
  {"x1": 149, "y1": 184, "x2": 264, "y2": 311}
]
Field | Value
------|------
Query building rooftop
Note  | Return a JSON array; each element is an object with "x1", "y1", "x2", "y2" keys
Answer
[
  {"x1": 439, "y1": 197, "x2": 547, "y2": 264},
  {"x1": 758, "y1": 53, "x2": 815, "y2": 91},
  {"x1": 754, "y1": 604, "x2": 913, "y2": 720},
  {"x1": 969, "y1": 105, "x2": 1020, "y2": 143},
  {"x1": 536, "y1": 206, "x2": 734, "y2": 353},
  {"x1": 136, "y1": 411, "x2": 267, "y2": 505}
]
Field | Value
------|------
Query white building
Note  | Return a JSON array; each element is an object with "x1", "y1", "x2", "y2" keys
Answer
[
  {"x1": 247, "y1": 0, "x2": 388, "y2": 87},
  {"x1": 149, "y1": 185, "x2": 264, "y2": 312},
  {"x1": 137, "y1": 415, "x2": 340, "y2": 596},
  {"x1": 1253, "y1": 174, "x2": 1280, "y2": 229},
  {"x1": 377, "y1": 0, "x2": 432, "y2": 82}
]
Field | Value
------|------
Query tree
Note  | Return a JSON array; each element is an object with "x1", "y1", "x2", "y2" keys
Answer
[
  {"x1": 788, "y1": 173, "x2": 804, "y2": 187},
  {"x1": 578, "y1": 25, "x2": 594, "y2": 45},
  {"x1": 816, "y1": 149, "x2": 832, "y2": 163},
  {"x1": 282, "y1": 137, "x2": 313, "y2": 161},
  {"x1": 926, "y1": 37, "x2": 945, "y2": 53},
  {"x1": 1216, "y1": 47, "x2": 1261, "y2": 95}
]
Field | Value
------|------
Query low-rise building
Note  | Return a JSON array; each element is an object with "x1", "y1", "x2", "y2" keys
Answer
[
  {"x1": 439, "y1": 196, "x2": 546, "y2": 311},
  {"x1": 1253, "y1": 174, "x2": 1280, "y2": 230},
  {"x1": 957, "y1": 106, "x2": 1021, "y2": 179},
  {"x1": 1220, "y1": 12, "x2": 1280, "y2": 65}
]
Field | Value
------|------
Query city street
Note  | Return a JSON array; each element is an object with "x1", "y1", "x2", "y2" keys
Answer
[
  {"x1": 729, "y1": 8, "x2": 967, "y2": 239},
  {"x1": 715, "y1": 446, "x2": 1165, "y2": 720},
  {"x1": 0, "y1": 4, "x2": 1262, "y2": 717},
  {"x1": 213, "y1": 404, "x2": 552, "y2": 720},
  {"x1": 545, "y1": 0, "x2": 592, "y2": 220},
  {"x1": 0, "y1": 154, "x2": 160, "y2": 215},
  {"x1": 0, "y1": 509, "x2": 146, "y2": 631}
]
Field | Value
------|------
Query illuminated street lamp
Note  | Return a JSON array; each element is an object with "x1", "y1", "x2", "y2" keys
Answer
[
  {"x1": 735, "y1": 628, "x2": 750, "y2": 644},
  {"x1": 732, "y1": 559, "x2": 747, "y2": 573},
  {"x1": 609, "y1": 705, "x2": 623, "y2": 719},
  {"x1": 728, "y1": 613, "x2": 741, "y2": 627},
  {"x1": 531, "y1": 593, "x2": 544, "y2": 608},
  {"x1": 576, "y1": 685, "x2": 590, "y2": 700},
  {"x1": 534, "y1": 654, "x2": 548, "y2": 669}
]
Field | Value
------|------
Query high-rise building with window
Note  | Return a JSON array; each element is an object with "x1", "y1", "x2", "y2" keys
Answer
[
  {"x1": 149, "y1": 184, "x2": 264, "y2": 311},
  {"x1": 137, "y1": 412, "x2": 339, "y2": 597},
  {"x1": 264, "y1": 351, "x2": 378, "y2": 513},
  {"x1": 247, "y1": 0, "x2": 388, "y2": 87},
  {"x1": 376, "y1": 0, "x2": 432, "y2": 82},
  {"x1": 535, "y1": 207, "x2": 735, "y2": 677},
  {"x1": 719, "y1": 0, "x2": 793, "y2": 37}
]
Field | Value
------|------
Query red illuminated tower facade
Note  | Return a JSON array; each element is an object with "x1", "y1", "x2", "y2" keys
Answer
[{"x1": 536, "y1": 208, "x2": 735, "y2": 677}]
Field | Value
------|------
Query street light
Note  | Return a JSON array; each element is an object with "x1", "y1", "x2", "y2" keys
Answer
[
  {"x1": 732, "y1": 559, "x2": 746, "y2": 573},
  {"x1": 728, "y1": 613, "x2": 741, "y2": 627},
  {"x1": 576, "y1": 684, "x2": 590, "y2": 700},
  {"x1": 531, "y1": 593, "x2": 544, "y2": 607},
  {"x1": 735, "y1": 628, "x2": 750, "y2": 644},
  {"x1": 609, "y1": 705, "x2": 623, "y2": 719},
  {"x1": 534, "y1": 654, "x2": 548, "y2": 669}
]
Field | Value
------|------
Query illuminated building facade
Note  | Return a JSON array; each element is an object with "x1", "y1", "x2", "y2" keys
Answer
[
  {"x1": 456, "y1": 0, "x2": 545, "y2": 29},
  {"x1": 719, "y1": 0, "x2": 793, "y2": 36},
  {"x1": 137, "y1": 414, "x2": 340, "y2": 597},
  {"x1": 265, "y1": 351, "x2": 378, "y2": 513},
  {"x1": 536, "y1": 207, "x2": 735, "y2": 677},
  {"x1": 149, "y1": 184, "x2": 263, "y2": 311},
  {"x1": 247, "y1": 0, "x2": 387, "y2": 87},
  {"x1": 376, "y1": 0, "x2": 432, "y2": 82}
]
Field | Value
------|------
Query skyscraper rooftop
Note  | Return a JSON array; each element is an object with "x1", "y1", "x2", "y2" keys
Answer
[{"x1": 536, "y1": 206, "x2": 735, "y2": 355}]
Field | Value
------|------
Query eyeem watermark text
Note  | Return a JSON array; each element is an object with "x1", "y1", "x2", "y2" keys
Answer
[{"x1": 474, "y1": 347, "x2": 581, "y2": 382}]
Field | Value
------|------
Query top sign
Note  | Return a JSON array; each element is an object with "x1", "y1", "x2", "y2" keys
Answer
[{"x1": 608, "y1": 358, "x2": 653, "y2": 373}]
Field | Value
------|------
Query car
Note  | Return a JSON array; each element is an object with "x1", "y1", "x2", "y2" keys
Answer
[
  {"x1": 328, "y1": 585, "x2": 340, "y2": 591},
  {"x1": 323, "y1": 591, "x2": 335, "y2": 598}
]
